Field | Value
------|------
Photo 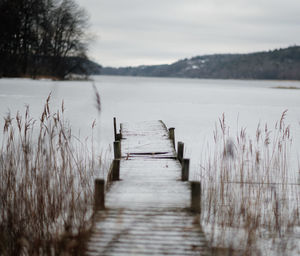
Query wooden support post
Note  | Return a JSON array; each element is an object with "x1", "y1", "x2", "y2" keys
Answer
[
  {"x1": 191, "y1": 181, "x2": 201, "y2": 214},
  {"x1": 114, "y1": 117, "x2": 122, "y2": 141},
  {"x1": 113, "y1": 117, "x2": 117, "y2": 141},
  {"x1": 177, "y1": 141, "x2": 184, "y2": 163},
  {"x1": 169, "y1": 127, "x2": 175, "y2": 148},
  {"x1": 94, "y1": 179, "x2": 105, "y2": 210},
  {"x1": 182, "y1": 158, "x2": 189, "y2": 181},
  {"x1": 114, "y1": 141, "x2": 121, "y2": 159},
  {"x1": 112, "y1": 159, "x2": 120, "y2": 181}
]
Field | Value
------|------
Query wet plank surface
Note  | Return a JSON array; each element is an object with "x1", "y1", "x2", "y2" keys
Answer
[{"x1": 86, "y1": 121, "x2": 210, "y2": 256}]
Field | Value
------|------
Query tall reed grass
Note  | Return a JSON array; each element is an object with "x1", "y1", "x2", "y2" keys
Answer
[
  {"x1": 0, "y1": 95, "x2": 104, "y2": 255},
  {"x1": 199, "y1": 111, "x2": 300, "y2": 255}
]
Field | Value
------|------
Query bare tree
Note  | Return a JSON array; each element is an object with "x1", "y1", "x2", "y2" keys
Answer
[
  {"x1": 50, "y1": 0, "x2": 90, "y2": 78},
  {"x1": 0, "y1": 0, "x2": 90, "y2": 79}
]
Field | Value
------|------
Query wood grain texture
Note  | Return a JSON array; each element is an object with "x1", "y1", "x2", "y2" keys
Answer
[{"x1": 86, "y1": 121, "x2": 210, "y2": 256}]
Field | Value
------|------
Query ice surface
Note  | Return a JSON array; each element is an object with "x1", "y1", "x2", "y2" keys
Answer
[{"x1": 1, "y1": 76, "x2": 300, "y2": 175}]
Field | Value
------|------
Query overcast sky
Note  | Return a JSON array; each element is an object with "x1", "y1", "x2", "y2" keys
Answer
[{"x1": 77, "y1": 0, "x2": 300, "y2": 67}]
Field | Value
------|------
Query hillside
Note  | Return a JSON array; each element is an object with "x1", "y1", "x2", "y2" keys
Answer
[{"x1": 100, "y1": 46, "x2": 300, "y2": 80}]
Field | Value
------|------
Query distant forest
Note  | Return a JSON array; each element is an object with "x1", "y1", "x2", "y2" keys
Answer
[
  {"x1": 0, "y1": 0, "x2": 100, "y2": 79},
  {"x1": 102, "y1": 46, "x2": 300, "y2": 80}
]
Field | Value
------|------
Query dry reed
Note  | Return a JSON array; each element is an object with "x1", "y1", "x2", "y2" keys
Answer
[
  {"x1": 0, "y1": 95, "x2": 104, "y2": 255},
  {"x1": 199, "y1": 111, "x2": 300, "y2": 255}
]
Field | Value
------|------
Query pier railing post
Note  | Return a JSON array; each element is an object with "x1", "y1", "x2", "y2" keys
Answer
[
  {"x1": 169, "y1": 127, "x2": 175, "y2": 148},
  {"x1": 114, "y1": 117, "x2": 122, "y2": 141},
  {"x1": 114, "y1": 141, "x2": 121, "y2": 159},
  {"x1": 177, "y1": 141, "x2": 184, "y2": 163},
  {"x1": 94, "y1": 179, "x2": 105, "y2": 210},
  {"x1": 113, "y1": 117, "x2": 117, "y2": 141},
  {"x1": 191, "y1": 181, "x2": 201, "y2": 214},
  {"x1": 112, "y1": 159, "x2": 120, "y2": 181},
  {"x1": 182, "y1": 158, "x2": 189, "y2": 181}
]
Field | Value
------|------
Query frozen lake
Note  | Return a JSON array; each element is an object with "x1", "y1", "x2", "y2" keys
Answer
[{"x1": 1, "y1": 75, "x2": 300, "y2": 177}]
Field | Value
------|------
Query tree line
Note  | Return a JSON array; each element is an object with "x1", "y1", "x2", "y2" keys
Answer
[
  {"x1": 101, "y1": 46, "x2": 300, "y2": 80},
  {"x1": 0, "y1": 0, "x2": 90, "y2": 79}
]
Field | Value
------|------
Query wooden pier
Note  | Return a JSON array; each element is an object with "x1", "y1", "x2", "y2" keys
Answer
[{"x1": 86, "y1": 120, "x2": 210, "y2": 256}]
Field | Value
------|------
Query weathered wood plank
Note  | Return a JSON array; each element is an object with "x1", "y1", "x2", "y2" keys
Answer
[
  {"x1": 86, "y1": 120, "x2": 210, "y2": 256},
  {"x1": 87, "y1": 210, "x2": 209, "y2": 256},
  {"x1": 121, "y1": 121, "x2": 176, "y2": 159},
  {"x1": 106, "y1": 158, "x2": 189, "y2": 209}
]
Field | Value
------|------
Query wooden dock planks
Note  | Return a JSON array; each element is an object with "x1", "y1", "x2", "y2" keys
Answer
[{"x1": 86, "y1": 120, "x2": 210, "y2": 256}]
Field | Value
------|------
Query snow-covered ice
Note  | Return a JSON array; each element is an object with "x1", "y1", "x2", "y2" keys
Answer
[{"x1": 2, "y1": 75, "x2": 300, "y2": 172}]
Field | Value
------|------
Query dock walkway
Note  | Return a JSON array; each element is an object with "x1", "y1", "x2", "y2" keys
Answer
[{"x1": 86, "y1": 120, "x2": 210, "y2": 256}]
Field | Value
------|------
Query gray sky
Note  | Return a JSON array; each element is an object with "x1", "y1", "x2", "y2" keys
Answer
[{"x1": 77, "y1": 0, "x2": 300, "y2": 67}]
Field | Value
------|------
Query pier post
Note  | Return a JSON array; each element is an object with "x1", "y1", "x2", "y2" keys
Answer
[
  {"x1": 94, "y1": 179, "x2": 105, "y2": 210},
  {"x1": 177, "y1": 142, "x2": 184, "y2": 163},
  {"x1": 114, "y1": 141, "x2": 121, "y2": 159},
  {"x1": 114, "y1": 117, "x2": 122, "y2": 141},
  {"x1": 112, "y1": 159, "x2": 120, "y2": 181},
  {"x1": 113, "y1": 117, "x2": 117, "y2": 141},
  {"x1": 191, "y1": 181, "x2": 201, "y2": 214},
  {"x1": 182, "y1": 158, "x2": 189, "y2": 181},
  {"x1": 169, "y1": 127, "x2": 175, "y2": 148}
]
